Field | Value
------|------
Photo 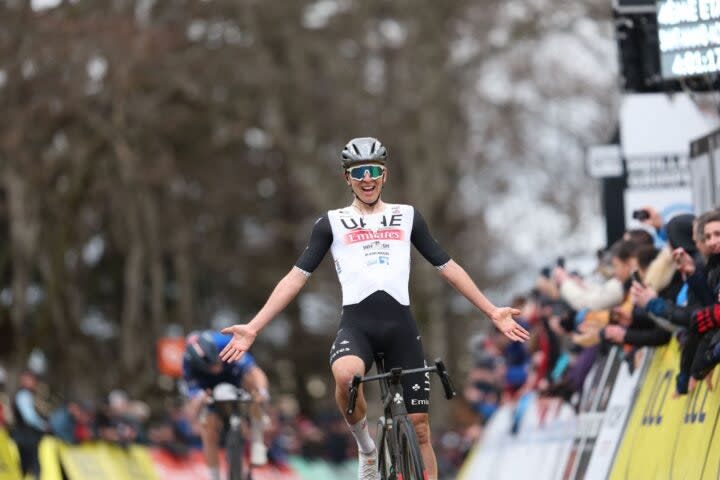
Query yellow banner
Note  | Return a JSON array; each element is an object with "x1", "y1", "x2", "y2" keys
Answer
[
  {"x1": 609, "y1": 338, "x2": 720, "y2": 480},
  {"x1": 58, "y1": 442, "x2": 158, "y2": 480},
  {"x1": 38, "y1": 436, "x2": 63, "y2": 480},
  {"x1": 671, "y1": 365, "x2": 720, "y2": 479},
  {"x1": 0, "y1": 428, "x2": 21, "y2": 480},
  {"x1": 610, "y1": 340, "x2": 683, "y2": 479}
]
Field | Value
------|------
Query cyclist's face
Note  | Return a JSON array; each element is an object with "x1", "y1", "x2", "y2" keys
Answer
[{"x1": 346, "y1": 164, "x2": 386, "y2": 204}]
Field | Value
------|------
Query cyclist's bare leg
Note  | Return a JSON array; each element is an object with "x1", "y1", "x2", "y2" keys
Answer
[
  {"x1": 200, "y1": 411, "x2": 223, "y2": 480},
  {"x1": 409, "y1": 413, "x2": 437, "y2": 480},
  {"x1": 242, "y1": 368, "x2": 270, "y2": 465},
  {"x1": 333, "y1": 355, "x2": 376, "y2": 456},
  {"x1": 332, "y1": 355, "x2": 367, "y2": 424}
]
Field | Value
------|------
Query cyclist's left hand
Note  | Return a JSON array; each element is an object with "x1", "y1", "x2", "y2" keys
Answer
[
  {"x1": 220, "y1": 324, "x2": 258, "y2": 362},
  {"x1": 491, "y1": 307, "x2": 530, "y2": 342}
]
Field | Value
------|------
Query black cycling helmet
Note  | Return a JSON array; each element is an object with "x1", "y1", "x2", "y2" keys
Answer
[
  {"x1": 184, "y1": 331, "x2": 220, "y2": 374},
  {"x1": 341, "y1": 137, "x2": 388, "y2": 169}
]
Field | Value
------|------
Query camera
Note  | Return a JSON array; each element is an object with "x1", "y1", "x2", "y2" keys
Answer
[{"x1": 632, "y1": 209, "x2": 650, "y2": 221}]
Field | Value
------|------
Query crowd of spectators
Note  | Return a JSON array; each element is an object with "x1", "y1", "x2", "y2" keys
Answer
[{"x1": 462, "y1": 204, "x2": 720, "y2": 442}]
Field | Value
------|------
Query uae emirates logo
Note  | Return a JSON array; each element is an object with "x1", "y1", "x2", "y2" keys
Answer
[{"x1": 344, "y1": 229, "x2": 404, "y2": 244}]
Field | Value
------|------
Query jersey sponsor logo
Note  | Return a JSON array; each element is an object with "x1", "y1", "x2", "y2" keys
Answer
[
  {"x1": 344, "y1": 229, "x2": 404, "y2": 244},
  {"x1": 340, "y1": 214, "x2": 403, "y2": 230},
  {"x1": 411, "y1": 399, "x2": 430, "y2": 406},
  {"x1": 366, "y1": 255, "x2": 390, "y2": 266}
]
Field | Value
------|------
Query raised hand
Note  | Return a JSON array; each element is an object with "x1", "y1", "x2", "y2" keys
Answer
[
  {"x1": 672, "y1": 247, "x2": 696, "y2": 277},
  {"x1": 491, "y1": 307, "x2": 530, "y2": 342},
  {"x1": 631, "y1": 282, "x2": 657, "y2": 309},
  {"x1": 220, "y1": 324, "x2": 258, "y2": 362}
]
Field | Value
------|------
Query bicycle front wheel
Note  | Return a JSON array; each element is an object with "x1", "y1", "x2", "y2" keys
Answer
[
  {"x1": 396, "y1": 417, "x2": 425, "y2": 480},
  {"x1": 226, "y1": 427, "x2": 248, "y2": 480},
  {"x1": 375, "y1": 418, "x2": 395, "y2": 479}
]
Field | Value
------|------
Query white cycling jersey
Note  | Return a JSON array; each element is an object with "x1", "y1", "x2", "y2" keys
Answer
[
  {"x1": 295, "y1": 203, "x2": 450, "y2": 307},
  {"x1": 328, "y1": 203, "x2": 414, "y2": 305}
]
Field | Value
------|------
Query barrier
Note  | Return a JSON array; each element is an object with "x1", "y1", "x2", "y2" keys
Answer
[
  {"x1": 0, "y1": 432, "x2": 317, "y2": 480},
  {"x1": 457, "y1": 395, "x2": 577, "y2": 480},
  {"x1": 610, "y1": 337, "x2": 720, "y2": 480},
  {"x1": 149, "y1": 448, "x2": 303, "y2": 480},
  {"x1": 0, "y1": 429, "x2": 21, "y2": 480},
  {"x1": 462, "y1": 338, "x2": 720, "y2": 480},
  {"x1": 583, "y1": 347, "x2": 650, "y2": 480},
  {"x1": 564, "y1": 346, "x2": 650, "y2": 480}
]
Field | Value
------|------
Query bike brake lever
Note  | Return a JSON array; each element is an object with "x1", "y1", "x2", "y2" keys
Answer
[
  {"x1": 435, "y1": 359, "x2": 457, "y2": 400},
  {"x1": 346, "y1": 375, "x2": 362, "y2": 416}
]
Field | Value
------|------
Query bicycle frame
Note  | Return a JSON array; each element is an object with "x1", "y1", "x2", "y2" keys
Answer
[
  {"x1": 346, "y1": 354, "x2": 456, "y2": 479},
  {"x1": 211, "y1": 384, "x2": 255, "y2": 480}
]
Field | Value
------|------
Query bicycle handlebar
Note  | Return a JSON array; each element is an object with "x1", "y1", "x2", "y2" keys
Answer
[
  {"x1": 345, "y1": 359, "x2": 456, "y2": 416},
  {"x1": 207, "y1": 384, "x2": 254, "y2": 405}
]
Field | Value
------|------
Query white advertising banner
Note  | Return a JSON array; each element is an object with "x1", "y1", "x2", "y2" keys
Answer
[
  {"x1": 583, "y1": 348, "x2": 652, "y2": 480},
  {"x1": 620, "y1": 94, "x2": 718, "y2": 158},
  {"x1": 459, "y1": 395, "x2": 577, "y2": 480},
  {"x1": 620, "y1": 93, "x2": 719, "y2": 223}
]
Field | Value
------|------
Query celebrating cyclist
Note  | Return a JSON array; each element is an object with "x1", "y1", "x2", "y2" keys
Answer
[
  {"x1": 220, "y1": 137, "x2": 529, "y2": 480},
  {"x1": 182, "y1": 330, "x2": 270, "y2": 480}
]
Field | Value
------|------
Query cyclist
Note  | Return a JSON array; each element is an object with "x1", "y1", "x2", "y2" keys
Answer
[
  {"x1": 182, "y1": 330, "x2": 270, "y2": 480},
  {"x1": 220, "y1": 137, "x2": 529, "y2": 480}
]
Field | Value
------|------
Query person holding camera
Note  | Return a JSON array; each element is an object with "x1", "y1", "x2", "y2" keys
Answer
[{"x1": 631, "y1": 206, "x2": 668, "y2": 248}]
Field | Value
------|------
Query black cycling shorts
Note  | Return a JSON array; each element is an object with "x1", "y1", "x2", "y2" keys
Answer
[{"x1": 329, "y1": 291, "x2": 431, "y2": 414}]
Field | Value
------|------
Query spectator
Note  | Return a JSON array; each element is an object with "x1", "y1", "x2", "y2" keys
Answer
[
  {"x1": 0, "y1": 367, "x2": 12, "y2": 429},
  {"x1": 49, "y1": 399, "x2": 95, "y2": 444},
  {"x1": 463, "y1": 354, "x2": 502, "y2": 424},
  {"x1": 554, "y1": 239, "x2": 638, "y2": 311},
  {"x1": 631, "y1": 213, "x2": 715, "y2": 393},
  {"x1": 11, "y1": 370, "x2": 48, "y2": 478},
  {"x1": 631, "y1": 205, "x2": 669, "y2": 248}
]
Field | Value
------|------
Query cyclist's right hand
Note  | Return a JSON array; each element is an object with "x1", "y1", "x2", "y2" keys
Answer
[{"x1": 219, "y1": 324, "x2": 258, "y2": 362}]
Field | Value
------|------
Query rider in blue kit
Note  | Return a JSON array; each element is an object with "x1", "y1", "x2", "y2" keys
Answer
[{"x1": 182, "y1": 330, "x2": 270, "y2": 480}]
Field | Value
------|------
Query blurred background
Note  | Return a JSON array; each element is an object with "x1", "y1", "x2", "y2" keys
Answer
[
  {"x1": 0, "y1": 0, "x2": 615, "y2": 404},
  {"x1": 2, "y1": 0, "x2": 716, "y2": 478}
]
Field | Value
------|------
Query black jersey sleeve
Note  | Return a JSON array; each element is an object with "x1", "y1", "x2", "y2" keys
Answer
[
  {"x1": 294, "y1": 215, "x2": 333, "y2": 274},
  {"x1": 411, "y1": 208, "x2": 451, "y2": 267}
]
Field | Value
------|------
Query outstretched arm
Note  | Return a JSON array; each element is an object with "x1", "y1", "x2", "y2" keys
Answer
[
  {"x1": 438, "y1": 260, "x2": 530, "y2": 342},
  {"x1": 220, "y1": 267, "x2": 309, "y2": 361}
]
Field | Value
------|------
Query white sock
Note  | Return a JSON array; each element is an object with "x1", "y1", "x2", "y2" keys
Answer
[
  {"x1": 347, "y1": 416, "x2": 375, "y2": 454},
  {"x1": 209, "y1": 467, "x2": 220, "y2": 480},
  {"x1": 251, "y1": 418, "x2": 264, "y2": 445}
]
